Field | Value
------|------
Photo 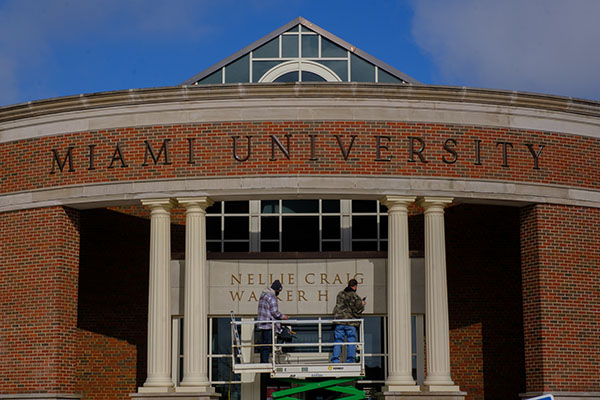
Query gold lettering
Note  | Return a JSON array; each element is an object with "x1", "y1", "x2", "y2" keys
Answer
[
  {"x1": 288, "y1": 273, "x2": 295, "y2": 285},
  {"x1": 333, "y1": 274, "x2": 343, "y2": 284},
  {"x1": 258, "y1": 273, "x2": 266, "y2": 285},
  {"x1": 354, "y1": 273, "x2": 364, "y2": 284},
  {"x1": 286, "y1": 290, "x2": 293, "y2": 301},
  {"x1": 249, "y1": 291, "x2": 258, "y2": 302},
  {"x1": 231, "y1": 274, "x2": 242, "y2": 285},
  {"x1": 298, "y1": 290, "x2": 307, "y2": 302},
  {"x1": 318, "y1": 290, "x2": 328, "y2": 302},
  {"x1": 230, "y1": 291, "x2": 244, "y2": 301},
  {"x1": 320, "y1": 273, "x2": 330, "y2": 284},
  {"x1": 305, "y1": 273, "x2": 315, "y2": 284},
  {"x1": 248, "y1": 273, "x2": 254, "y2": 285}
]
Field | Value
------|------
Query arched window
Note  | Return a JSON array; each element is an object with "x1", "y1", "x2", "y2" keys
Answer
[{"x1": 259, "y1": 60, "x2": 342, "y2": 83}]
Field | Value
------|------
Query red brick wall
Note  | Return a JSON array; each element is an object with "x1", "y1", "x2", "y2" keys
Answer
[
  {"x1": 77, "y1": 209, "x2": 151, "y2": 399},
  {"x1": 1, "y1": 121, "x2": 598, "y2": 195},
  {"x1": 446, "y1": 204, "x2": 525, "y2": 400},
  {"x1": 520, "y1": 204, "x2": 600, "y2": 393},
  {"x1": 0, "y1": 207, "x2": 80, "y2": 394}
]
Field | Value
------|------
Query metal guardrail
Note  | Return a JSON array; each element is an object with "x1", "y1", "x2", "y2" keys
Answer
[{"x1": 230, "y1": 315, "x2": 365, "y2": 378}]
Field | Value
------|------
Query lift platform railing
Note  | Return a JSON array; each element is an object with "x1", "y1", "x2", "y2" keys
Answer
[{"x1": 230, "y1": 316, "x2": 365, "y2": 378}]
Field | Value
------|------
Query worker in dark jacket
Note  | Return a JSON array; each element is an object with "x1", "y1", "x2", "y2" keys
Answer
[{"x1": 331, "y1": 278, "x2": 365, "y2": 363}]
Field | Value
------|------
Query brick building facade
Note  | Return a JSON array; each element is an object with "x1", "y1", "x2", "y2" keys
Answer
[{"x1": 1, "y1": 17, "x2": 598, "y2": 400}]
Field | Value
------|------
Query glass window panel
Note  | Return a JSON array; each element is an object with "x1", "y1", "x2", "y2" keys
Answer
[
  {"x1": 260, "y1": 241, "x2": 279, "y2": 252},
  {"x1": 299, "y1": 25, "x2": 314, "y2": 33},
  {"x1": 225, "y1": 201, "x2": 249, "y2": 214},
  {"x1": 321, "y1": 37, "x2": 347, "y2": 57},
  {"x1": 363, "y1": 316, "x2": 384, "y2": 353},
  {"x1": 352, "y1": 216, "x2": 377, "y2": 239},
  {"x1": 253, "y1": 60, "x2": 281, "y2": 82},
  {"x1": 261, "y1": 200, "x2": 279, "y2": 214},
  {"x1": 197, "y1": 69, "x2": 222, "y2": 85},
  {"x1": 364, "y1": 356, "x2": 385, "y2": 380},
  {"x1": 352, "y1": 241, "x2": 378, "y2": 251},
  {"x1": 322, "y1": 241, "x2": 341, "y2": 251},
  {"x1": 282, "y1": 216, "x2": 319, "y2": 251},
  {"x1": 206, "y1": 242, "x2": 221, "y2": 253},
  {"x1": 352, "y1": 200, "x2": 376, "y2": 213},
  {"x1": 380, "y1": 215, "x2": 388, "y2": 239},
  {"x1": 211, "y1": 318, "x2": 233, "y2": 354},
  {"x1": 380, "y1": 240, "x2": 388, "y2": 251},
  {"x1": 378, "y1": 68, "x2": 403, "y2": 83},
  {"x1": 350, "y1": 53, "x2": 375, "y2": 82},
  {"x1": 206, "y1": 217, "x2": 221, "y2": 240},
  {"x1": 284, "y1": 319, "x2": 321, "y2": 352},
  {"x1": 211, "y1": 357, "x2": 240, "y2": 381},
  {"x1": 224, "y1": 216, "x2": 248, "y2": 240},
  {"x1": 322, "y1": 200, "x2": 340, "y2": 213},
  {"x1": 214, "y1": 384, "x2": 241, "y2": 400},
  {"x1": 225, "y1": 54, "x2": 249, "y2": 83},
  {"x1": 301, "y1": 34, "x2": 318, "y2": 58},
  {"x1": 301, "y1": 71, "x2": 326, "y2": 82},
  {"x1": 379, "y1": 203, "x2": 388, "y2": 213},
  {"x1": 206, "y1": 201, "x2": 221, "y2": 214},
  {"x1": 286, "y1": 25, "x2": 300, "y2": 32},
  {"x1": 282, "y1": 200, "x2": 319, "y2": 213},
  {"x1": 253, "y1": 37, "x2": 279, "y2": 58},
  {"x1": 261, "y1": 216, "x2": 279, "y2": 240},
  {"x1": 224, "y1": 241, "x2": 249, "y2": 252},
  {"x1": 282, "y1": 35, "x2": 299, "y2": 58},
  {"x1": 322, "y1": 216, "x2": 340, "y2": 239},
  {"x1": 273, "y1": 71, "x2": 298, "y2": 82},
  {"x1": 317, "y1": 60, "x2": 347, "y2": 81}
]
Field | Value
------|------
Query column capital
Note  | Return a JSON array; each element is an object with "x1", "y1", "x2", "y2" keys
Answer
[
  {"x1": 380, "y1": 196, "x2": 416, "y2": 209},
  {"x1": 177, "y1": 197, "x2": 214, "y2": 211},
  {"x1": 417, "y1": 197, "x2": 453, "y2": 211},
  {"x1": 141, "y1": 198, "x2": 177, "y2": 210}
]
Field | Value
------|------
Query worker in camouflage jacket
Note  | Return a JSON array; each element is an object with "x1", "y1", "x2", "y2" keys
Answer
[{"x1": 331, "y1": 278, "x2": 365, "y2": 363}]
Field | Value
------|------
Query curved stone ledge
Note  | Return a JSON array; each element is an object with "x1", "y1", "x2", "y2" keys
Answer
[
  {"x1": 2, "y1": 84, "x2": 600, "y2": 144},
  {"x1": 1, "y1": 175, "x2": 599, "y2": 212}
]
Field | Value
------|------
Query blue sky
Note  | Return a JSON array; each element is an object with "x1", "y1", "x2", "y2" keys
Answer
[{"x1": 1, "y1": 0, "x2": 599, "y2": 107}]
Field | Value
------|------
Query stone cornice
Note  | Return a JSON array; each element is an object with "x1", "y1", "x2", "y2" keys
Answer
[{"x1": 1, "y1": 83, "x2": 600, "y2": 124}]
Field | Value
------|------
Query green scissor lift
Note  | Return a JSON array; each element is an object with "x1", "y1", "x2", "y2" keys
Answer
[
  {"x1": 271, "y1": 377, "x2": 365, "y2": 399},
  {"x1": 231, "y1": 314, "x2": 367, "y2": 399}
]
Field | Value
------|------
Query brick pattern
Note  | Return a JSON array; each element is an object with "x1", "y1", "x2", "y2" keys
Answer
[
  {"x1": 0, "y1": 207, "x2": 80, "y2": 394},
  {"x1": 446, "y1": 205, "x2": 525, "y2": 400},
  {"x1": 1, "y1": 121, "x2": 598, "y2": 195},
  {"x1": 77, "y1": 209, "x2": 151, "y2": 399},
  {"x1": 520, "y1": 204, "x2": 600, "y2": 392}
]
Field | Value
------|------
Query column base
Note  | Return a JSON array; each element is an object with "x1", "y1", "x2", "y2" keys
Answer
[
  {"x1": 421, "y1": 385, "x2": 462, "y2": 392},
  {"x1": 378, "y1": 390, "x2": 466, "y2": 400},
  {"x1": 138, "y1": 386, "x2": 174, "y2": 394},
  {"x1": 176, "y1": 386, "x2": 215, "y2": 394},
  {"x1": 131, "y1": 391, "x2": 220, "y2": 400},
  {"x1": 383, "y1": 385, "x2": 422, "y2": 392}
]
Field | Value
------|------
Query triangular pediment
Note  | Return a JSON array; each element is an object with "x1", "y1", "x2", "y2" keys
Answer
[{"x1": 182, "y1": 17, "x2": 420, "y2": 85}]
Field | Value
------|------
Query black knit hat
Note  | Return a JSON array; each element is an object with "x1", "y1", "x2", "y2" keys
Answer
[{"x1": 271, "y1": 279, "x2": 283, "y2": 291}]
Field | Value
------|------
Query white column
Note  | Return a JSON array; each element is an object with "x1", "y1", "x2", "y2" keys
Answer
[
  {"x1": 140, "y1": 198, "x2": 176, "y2": 392},
  {"x1": 381, "y1": 196, "x2": 420, "y2": 392},
  {"x1": 418, "y1": 197, "x2": 460, "y2": 392},
  {"x1": 177, "y1": 197, "x2": 214, "y2": 392}
]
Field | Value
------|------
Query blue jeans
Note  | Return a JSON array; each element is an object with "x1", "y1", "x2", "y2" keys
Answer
[
  {"x1": 331, "y1": 325, "x2": 357, "y2": 363},
  {"x1": 257, "y1": 329, "x2": 273, "y2": 363}
]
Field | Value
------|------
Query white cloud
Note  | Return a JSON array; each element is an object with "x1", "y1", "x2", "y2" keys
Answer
[{"x1": 411, "y1": 0, "x2": 600, "y2": 101}]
